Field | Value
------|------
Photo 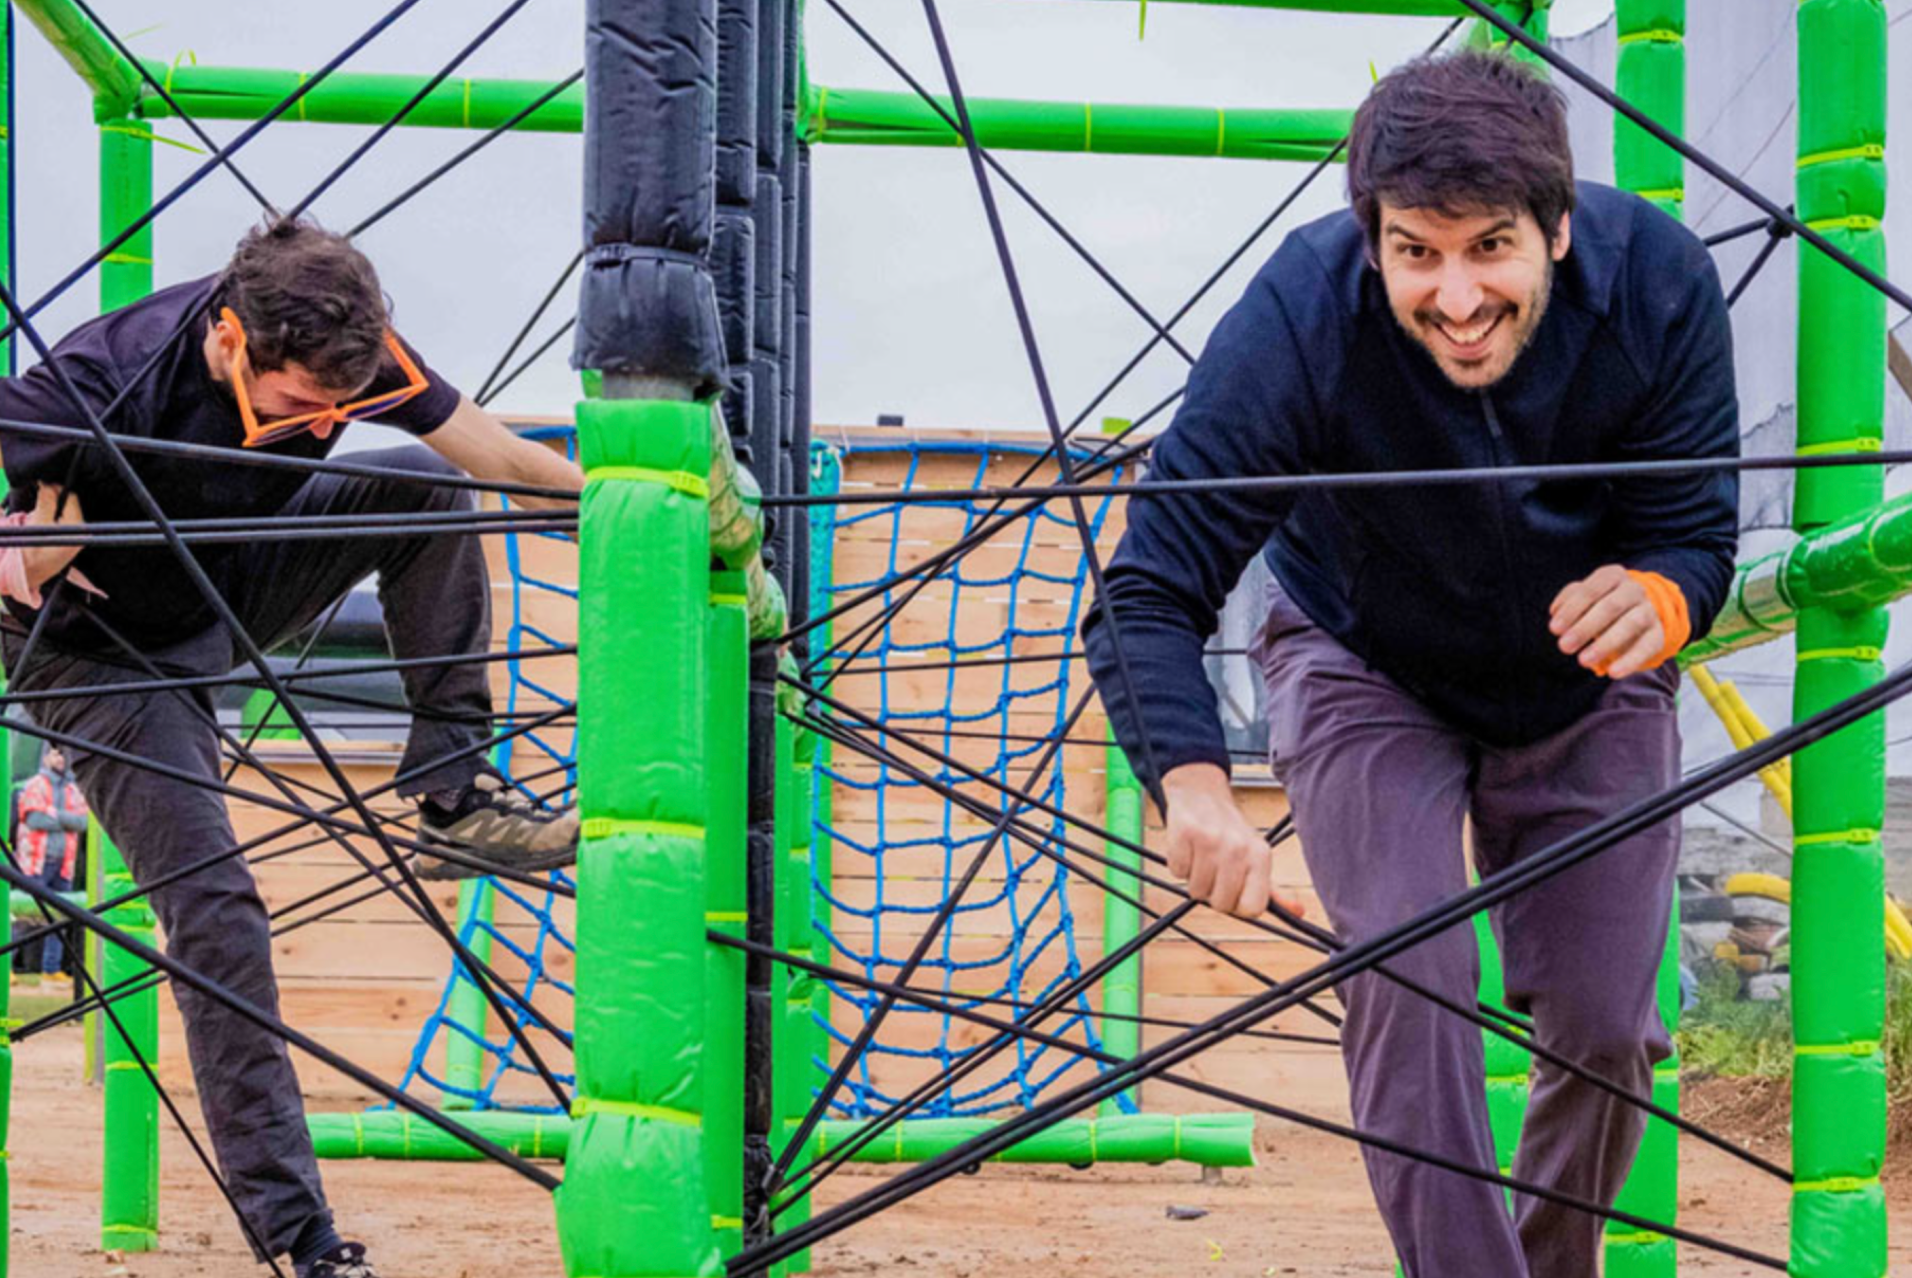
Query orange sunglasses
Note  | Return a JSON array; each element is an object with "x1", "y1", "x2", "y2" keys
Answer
[{"x1": 221, "y1": 306, "x2": 428, "y2": 449}]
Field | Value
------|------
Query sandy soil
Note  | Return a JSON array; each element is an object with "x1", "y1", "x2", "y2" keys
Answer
[{"x1": 8, "y1": 1025, "x2": 1908, "y2": 1277}]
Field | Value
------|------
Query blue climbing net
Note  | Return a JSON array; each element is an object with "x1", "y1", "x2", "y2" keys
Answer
[
  {"x1": 393, "y1": 426, "x2": 579, "y2": 1114},
  {"x1": 809, "y1": 440, "x2": 1136, "y2": 1119},
  {"x1": 395, "y1": 434, "x2": 1133, "y2": 1121}
]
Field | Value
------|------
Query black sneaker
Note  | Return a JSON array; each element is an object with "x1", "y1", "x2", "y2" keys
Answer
[
  {"x1": 416, "y1": 769, "x2": 578, "y2": 881},
  {"x1": 300, "y1": 1241, "x2": 380, "y2": 1278}
]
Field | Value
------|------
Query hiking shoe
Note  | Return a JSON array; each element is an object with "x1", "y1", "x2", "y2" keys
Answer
[
  {"x1": 416, "y1": 769, "x2": 577, "y2": 880},
  {"x1": 300, "y1": 1242, "x2": 380, "y2": 1278}
]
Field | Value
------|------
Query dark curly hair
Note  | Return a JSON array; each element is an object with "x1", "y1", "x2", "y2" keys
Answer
[
  {"x1": 212, "y1": 219, "x2": 389, "y2": 392},
  {"x1": 1347, "y1": 50, "x2": 1575, "y2": 255}
]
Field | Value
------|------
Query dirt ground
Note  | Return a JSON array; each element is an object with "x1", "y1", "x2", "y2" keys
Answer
[{"x1": 8, "y1": 1025, "x2": 1908, "y2": 1277}]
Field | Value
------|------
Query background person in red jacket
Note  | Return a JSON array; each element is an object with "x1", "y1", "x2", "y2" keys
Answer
[{"x1": 14, "y1": 744, "x2": 88, "y2": 977}]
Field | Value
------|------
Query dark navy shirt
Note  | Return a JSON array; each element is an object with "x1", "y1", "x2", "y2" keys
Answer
[
  {"x1": 0, "y1": 275, "x2": 462, "y2": 651},
  {"x1": 1083, "y1": 183, "x2": 1739, "y2": 789}
]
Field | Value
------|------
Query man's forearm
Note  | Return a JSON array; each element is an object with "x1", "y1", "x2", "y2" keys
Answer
[{"x1": 504, "y1": 436, "x2": 585, "y2": 512}]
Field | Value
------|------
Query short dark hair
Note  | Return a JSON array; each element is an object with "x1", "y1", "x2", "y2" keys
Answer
[
  {"x1": 213, "y1": 218, "x2": 389, "y2": 392},
  {"x1": 1347, "y1": 50, "x2": 1575, "y2": 255}
]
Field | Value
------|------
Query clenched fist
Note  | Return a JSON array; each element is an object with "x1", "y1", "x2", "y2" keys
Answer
[
  {"x1": 1160, "y1": 763, "x2": 1307, "y2": 920},
  {"x1": 1549, "y1": 564, "x2": 1688, "y2": 680}
]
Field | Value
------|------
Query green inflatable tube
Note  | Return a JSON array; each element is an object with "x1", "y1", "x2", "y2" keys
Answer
[
  {"x1": 707, "y1": 572, "x2": 750, "y2": 1259},
  {"x1": 556, "y1": 398, "x2": 720, "y2": 1278},
  {"x1": 1605, "y1": 7, "x2": 1685, "y2": 1273},
  {"x1": 1100, "y1": 731, "x2": 1145, "y2": 1116},
  {"x1": 309, "y1": 1111, "x2": 1257, "y2": 1169},
  {"x1": 135, "y1": 63, "x2": 583, "y2": 133},
  {"x1": 815, "y1": 1113, "x2": 1256, "y2": 1167},
  {"x1": 802, "y1": 86, "x2": 1346, "y2": 163},
  {"x1": 1791, "y1": 1, "x2": 1889, "y2": 1272}
]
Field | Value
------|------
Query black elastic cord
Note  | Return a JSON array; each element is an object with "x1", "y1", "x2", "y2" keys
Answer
[
  {"x1": 475, "y1": 251, "x2": 584, "y2": 404},
  {"x1": 751, "y1": 646, "x2": 1912, "y2": 1269},
  {"x1": 795, "y1": 685, "x2": 1784, "y2": 1184},
  {"x1": 0, "y1": 836, "x2": 561, "y2": 1190},
  {"x1": 767, "y1": 445, "x2": 1912, "y2": 510},
  {"x1": 285, "y1": 0, "x2": 544, "y2": 220},
  {"x1": 0, "y1": 0, "x2": 429, "y2": 348},
  {"x1": 1456, "y1": 0, "x2": 1911, "y2": 315},
  {"x1": 0, "y1": 416, "x2": 578, "y2": 502},
  {"x1": 350, "y1": 70, "x2": 584, "y2": 238},
  {"x1": 727, "y1": 929, "x2": 1786, "y2": 1274}
]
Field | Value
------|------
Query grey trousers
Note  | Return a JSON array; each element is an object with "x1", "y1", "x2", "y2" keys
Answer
[
  {"x1": 3, "y1": 446, "x2": 495, "y2": 1261},
  {"x1": 1251, "y1": 582, "x2": 1678, "y2": 1278}
]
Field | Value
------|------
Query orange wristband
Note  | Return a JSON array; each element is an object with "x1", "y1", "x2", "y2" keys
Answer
[{"x1": 1596, "y1": 570, "x2": 1690, "y2": 677}]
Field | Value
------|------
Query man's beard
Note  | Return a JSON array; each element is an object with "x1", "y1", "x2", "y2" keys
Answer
[{"x1": 1402, "y1": 261, "x2": 1553, "y2": 390}]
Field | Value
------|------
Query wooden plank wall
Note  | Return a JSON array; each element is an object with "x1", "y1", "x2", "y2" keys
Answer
[
  {"x1": 817, "y1": 433, "x2": 1341, "y2": 1119},
  {"x1": 139, "y1": 427, "x2": 1341, "y2": 1122}
]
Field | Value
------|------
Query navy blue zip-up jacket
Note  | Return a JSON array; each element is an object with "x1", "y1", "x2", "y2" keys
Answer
[{"x1": 1083, "y1": 182, "x2": 1739, "y2": 792}]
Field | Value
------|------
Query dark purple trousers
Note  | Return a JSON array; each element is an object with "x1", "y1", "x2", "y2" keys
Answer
[{"x1": 1251, "y1": 583, "x2": 1679, "y2": 1278}]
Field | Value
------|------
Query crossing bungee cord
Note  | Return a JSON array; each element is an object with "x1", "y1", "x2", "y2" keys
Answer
[
  {"x1": 0, "y1": 828, "x2": 562, "y2": 1188},
  {"x1": 717, "y1": 926, "x2": 1794, "y2": 1270},
  {"x1": 0, "y1": 0, "x2": 429, "y2": 351},
  {"x1": 785, "y1": 677, "x2": 1792, "y2": 1189},
  {"x1": 0, "y1": 0, "x2": 612, "y2": 1242},
  {"x1": 784, "y1": 6, "x2": 1467, "y2": 685},
  {"x1": 0, "y1": 59, "x2": 584, "y2": 1153},
  {"x1": 741, "y1": 640, "x2": 1912, "y2": 1273},
  {"x1": 348, "y1": 70, "x2": 585, "y2": 239},
  {"x1": 768, "y1": 445, "x2": 1912, "y2": 512},
  {"x1": 736, "y1": 0, "x2": 1912, "y2": 1270},
  {"x1": 2, "y1": 0, "x2": 1905, "y2": 1269}
]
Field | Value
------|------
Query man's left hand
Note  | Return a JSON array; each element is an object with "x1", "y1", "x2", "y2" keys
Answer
[{"x1": 1549, "y1": 564, "x2": 1664, "y2": 680}]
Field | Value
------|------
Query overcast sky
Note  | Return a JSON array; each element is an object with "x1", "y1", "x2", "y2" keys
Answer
[{"x1": 18, "y1": 0, "x2": 1613, "y2": 436}]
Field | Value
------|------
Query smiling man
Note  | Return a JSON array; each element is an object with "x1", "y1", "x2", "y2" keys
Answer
[
  {"x1": 0, "y1": 218, "x2": 587, "y2": 1278},
  {"x1": 1083, "y1": 52, "x2": 1737, "y2": 1277}
]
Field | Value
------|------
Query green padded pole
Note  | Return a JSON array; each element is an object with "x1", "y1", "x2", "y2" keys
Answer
[
  {"x1": 555, "y1": 397, "x2": 719, "y2": 1278},
  {"x1": 1099, "y1": 730, "x2": 1144, "y2": 1117},
  {"x1": 788, "y1": 717, "x2": 823, "y2": 1277},
  {"x1": 97, "y1": 120, "x2": 159, "y2": 1257},
  {"x1": 96, "y1": 823, "x2": 158, "y2": 1254},
  {"x1": 1607, "y1": 7, "x2": 1685, "y2": 1273},
  {"x1": 801, "y1": 87, "x2": 1346, "y2": 163},
  {"x1": 813, "y1": 1113, "x2": 1255, "y2": 1167},
  {"x1": 1473, "y1": 914, "x2": 1530, "y2": 1188},
  {"x1": 309, "y1": 1110, "x2": 571, "y2": 1161},
  {"x1": 441, "y1": 880, "x2": 495, "y2": 1110},
  {"x1": 1791, "y1": 0, "x2": 1889, "y2": 1272},
  {"x1": 708, "y1": 572, "x2": 750, "y2": 1260},
  {"x1": 1614, "y1": 0, "x2": 1685, "y2": 218},
  {"x1": 99, "y1": 116, "x2": 153, "y2": 315}
]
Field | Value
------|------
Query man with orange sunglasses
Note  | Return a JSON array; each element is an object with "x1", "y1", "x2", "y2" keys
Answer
[{"x1": 0, "y1": 218, "x2": 588, "y2": 1278}]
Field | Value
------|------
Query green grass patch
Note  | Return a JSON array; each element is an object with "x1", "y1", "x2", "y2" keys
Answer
[{"x1": 1679, "y1": 961, "x2": 1912, "y2": 1110}]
